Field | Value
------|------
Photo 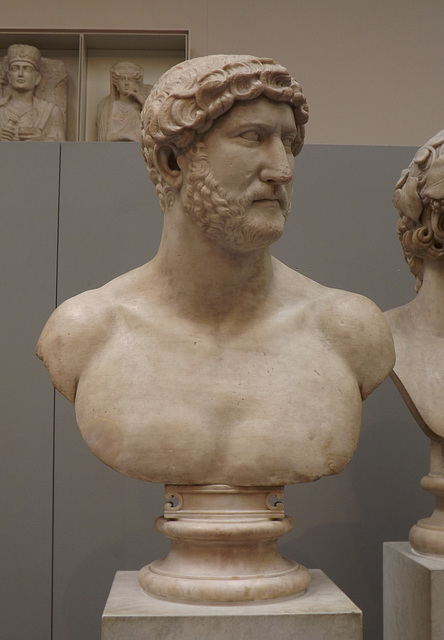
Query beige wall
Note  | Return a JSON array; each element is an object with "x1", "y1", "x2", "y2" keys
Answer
[{"x1": 3, "y1": 0, "x2": 444, "y2": 146}]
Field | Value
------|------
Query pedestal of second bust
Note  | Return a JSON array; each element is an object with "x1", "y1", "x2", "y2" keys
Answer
[
  {"x1": 138, "y1": 485, "x2": 310, "y2": 602},
  {"x1": 409, "y1": 442, "x2": 444, "y2": 556},
  {"x1": 102, "y1": 570, "x2": 363, "y2": 640},
  {"x1": 383, "y1": 541, "x2": 444, "y2": 640}
]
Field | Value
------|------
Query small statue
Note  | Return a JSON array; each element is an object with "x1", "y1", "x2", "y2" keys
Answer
[
  {"x1": 385, "y1": 129, "x2": 444, "y2": 555},
  {"x1": 0, "y1": 44, "x2": 66, "y2": 141},
  {"x1": 96, "y1": 61, "x2": 152, "y2": 142},
  {"x1": 37, "y1": 54, "x2": 394, "y2": 602}
]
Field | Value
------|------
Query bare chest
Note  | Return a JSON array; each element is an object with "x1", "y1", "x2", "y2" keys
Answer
[{"x1": 75, "y1": 318, "x2": 362, "y2": 485}]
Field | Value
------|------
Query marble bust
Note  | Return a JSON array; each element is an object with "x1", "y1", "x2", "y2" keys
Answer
[
  {"x1": 385, "y1": 130, "x2": 444, "y2": 555},
  {"x1": 96, "y1": 61, "x2": 152, "y2": 142},
  {"x1": 0, "y1": 44, "x2": 66, "y2": 141},
  {"x1": 37, "y1": 54, "x2": 394, "y2": 600}
]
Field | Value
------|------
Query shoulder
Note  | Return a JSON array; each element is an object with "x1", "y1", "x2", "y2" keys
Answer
[
  {"x1": 33, "y1": 96, "x2": 55, "y2": 113},
  {"x1": 384, "y1": 302, "x2": 422, "y2": 387},
  {"x1": 36, "y1": 266, "x2": 149, "y2": 402},
  {"x1": 97, "y1": 96, "x2": 112, "y2": 117},
  {"x1": 39, "y1": 285, "x2": 113, "y2": 341},
  {"x1": 274, "y1": 264, "x2": 394, "y2": 397},
  {"x1": 320, "y1": 287, "x2": 387, "y2": 333},
  {"x1": 97, "y1": 96, "x2": 107, "y2": 110},
  {"x1": 384, "y1": 304, "x2": 411, "y2": 339},
  {"x1": 317, "y1": 287, "x2": 395, "y2": 399},
  {"x1": 36, "y1": 286, "x2": 116, "y2": 403}
]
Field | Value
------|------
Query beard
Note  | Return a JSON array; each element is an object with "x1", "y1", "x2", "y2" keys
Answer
[{"x1": 180, "y1": 153, "x2": 291, "y2": 252}]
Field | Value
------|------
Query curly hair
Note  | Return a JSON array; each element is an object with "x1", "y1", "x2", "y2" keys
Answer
[
  {"x1": 393, "y1": 129, "x2": 444, "y2": 292},
  {"x1": 140, "y1": 54, "x2": 309, "y2": 213}
]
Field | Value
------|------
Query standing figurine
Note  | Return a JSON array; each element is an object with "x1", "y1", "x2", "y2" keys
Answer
[
  {"x1": 96, "y1": 61, "x2": 152, "y2": 142},
  {"x1": 0, "y1": 44, "x2": 66, "y2": 141}
]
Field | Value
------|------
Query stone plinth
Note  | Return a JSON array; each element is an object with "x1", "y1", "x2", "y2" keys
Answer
[
  {"x1": 383, "y1": 541, "x2": 444, "y2": 640},
  {"x1": 102, "y1": 570, "x2": 362, "y2": 640}
]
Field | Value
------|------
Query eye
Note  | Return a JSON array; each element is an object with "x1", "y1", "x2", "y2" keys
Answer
[
  {"x1": 239, "y1": 130, "x2": 262, "y2": 143},
  {"x1": 282, "y1": 136, "x2": 296, "y2": 152}
]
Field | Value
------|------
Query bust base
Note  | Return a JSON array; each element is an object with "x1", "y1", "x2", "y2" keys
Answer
[
  {"x1": 410, "y1": 518, "x2": 444, "y2": 556},
  {"x1": 138, "y1": 484, "x2": 311, "y2": 602},
  {"x1": 409, "y1": 451, "x2": 444, "y2": 556}
]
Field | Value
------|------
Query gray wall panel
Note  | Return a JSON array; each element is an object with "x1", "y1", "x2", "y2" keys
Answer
[
  {"x1": 277, "y1": 144, "x2": 427, "y2": 640},
  {"x1": 53, "y1": 143, "x2": 167, "y2": 640},
  {"x1": 56, "y1": 142, "x2": 163, "y2": 301},
  {"x1": 1, "y1": 142, "x2": 60, "y2": 640},
  {"x1": 274, "y1": 144, "x2": 415, "y2": 310}
]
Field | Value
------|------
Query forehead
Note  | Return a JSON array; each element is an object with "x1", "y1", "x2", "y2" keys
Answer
[
  {"x1": 208, "y1": 97, "x2": 296, "y2": 135},
  {"x1": 116, "y1": 71, "x2": 138, "y2": 78},
  {"x1": 10, "y1": 61, "x2": 37, "y2": 70}
]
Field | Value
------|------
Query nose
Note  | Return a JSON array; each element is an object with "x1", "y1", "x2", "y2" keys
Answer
[{"x1": 259, "y1": 138, "x2": 293, "y2": 184}]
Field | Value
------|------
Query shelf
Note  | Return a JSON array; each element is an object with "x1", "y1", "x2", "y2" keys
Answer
[{"x1": 0, "y1": 29, "x2": 189, "y2": 141}]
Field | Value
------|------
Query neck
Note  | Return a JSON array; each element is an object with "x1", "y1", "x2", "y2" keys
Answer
[
  {"x1": 11, "y1": 88, "x2": 34, "y2": 104},
  {"x1": 408, "y1": 259, "x2": 444, "y2": 335},
  {"x1": 151, "y1": 202, "x2": 275, "y2": 326}
]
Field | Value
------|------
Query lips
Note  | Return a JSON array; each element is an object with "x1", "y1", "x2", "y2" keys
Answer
[{"x1": 252, "y1": 191, "x2": 288, "y2": 210}]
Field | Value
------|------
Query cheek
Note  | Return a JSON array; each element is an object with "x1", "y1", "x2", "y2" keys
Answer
[{"x1": 216, "y1": 158, "x2": 252, "y2": 186}]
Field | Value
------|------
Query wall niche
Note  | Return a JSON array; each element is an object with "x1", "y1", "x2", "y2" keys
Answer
[{"x1": 0, "y1": 29, "x2": 189, "y2": 141}]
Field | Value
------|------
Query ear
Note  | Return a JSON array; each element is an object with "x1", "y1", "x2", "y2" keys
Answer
[
  {"x1": 154, "y1": 145, "x2": 183, "y2": 189},
  {"x1": 35, "y1": 72, "x2": 42, "y2": 87}
]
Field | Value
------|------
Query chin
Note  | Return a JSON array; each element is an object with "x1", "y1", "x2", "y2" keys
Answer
[
  {"x1": 250, "y1": 212, "x2": 287, "y2": 243},
  {"x1": 220, "y1": 220, "x2": 286, "y2": 253}
]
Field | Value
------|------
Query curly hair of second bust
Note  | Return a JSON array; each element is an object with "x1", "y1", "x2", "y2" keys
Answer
[{"x1": 394, "y1": 130, "x2": 444, "y2": 292}]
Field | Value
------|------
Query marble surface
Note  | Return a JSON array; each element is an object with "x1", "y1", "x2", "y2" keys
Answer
[
  {"x1": 385, "y1": 130, "x2": 444, "y2": 556},
  {"x1": 37, "y1": 54, "x2": 394, "y2": 604},
  {"x1": 383, "y1": 541, "x2": 444, "y2": 640},
  {"x1": 386, "y1": 129, "x2": 444, "y2": 440},
  {"x1": 102, "y1": 570, "x2": 362, "y2": 639},
  {"x1": 38, "y1": 54, "x2": 394, "y2": 487}
]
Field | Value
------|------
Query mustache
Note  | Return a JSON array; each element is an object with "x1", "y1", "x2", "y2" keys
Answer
[{"x1": 244, "y1": 186, "x2": 290, "y2": 213}]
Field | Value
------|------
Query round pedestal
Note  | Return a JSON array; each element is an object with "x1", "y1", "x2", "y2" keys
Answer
[
  {"x1": 138, "y1": 484, "x2": 311, "y2": 602},
  {"x1": 409, "y1": 473, "x2": 444, "y2": 556}
]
